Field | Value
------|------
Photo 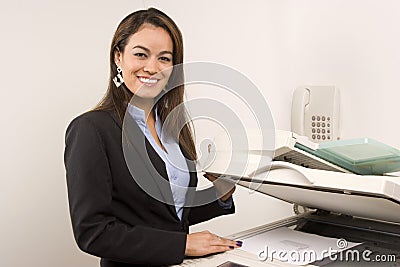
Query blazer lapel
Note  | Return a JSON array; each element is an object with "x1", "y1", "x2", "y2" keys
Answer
[
  {"x1": 181, "y1": 148, "x2": 198, "y2": 222},
  {"x1": 121, "y1": 112, "x2": 178, "y2": 220}
]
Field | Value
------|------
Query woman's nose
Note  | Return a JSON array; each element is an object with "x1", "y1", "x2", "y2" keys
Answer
[{"x1": 143, "y1": 57, "x2": 158, "y2": 74}]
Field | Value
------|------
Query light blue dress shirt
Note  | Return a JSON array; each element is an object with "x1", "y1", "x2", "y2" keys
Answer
[{"x1": 128, "y1": 104, "x2": 190, "y2": 220}]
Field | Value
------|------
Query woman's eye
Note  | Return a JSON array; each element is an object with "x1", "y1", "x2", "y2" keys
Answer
[
  {"x1": 134, "y1": 53, "x2": 147, "y2": 58},
  {"x1": 159, "y1": 56, "x2": 171, "y2": 62}
]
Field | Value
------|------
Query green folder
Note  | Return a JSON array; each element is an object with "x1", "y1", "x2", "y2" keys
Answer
[{"x1": 295, "y1": 138, "x2": 400, "y2": 175}]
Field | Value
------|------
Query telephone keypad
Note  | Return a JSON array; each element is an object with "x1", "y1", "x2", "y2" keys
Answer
[{"x1": 311, "y1": 114, "x2": 332, "y2": 141}]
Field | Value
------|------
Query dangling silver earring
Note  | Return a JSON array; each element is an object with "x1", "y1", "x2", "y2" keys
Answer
[{"x1": 113, "y1": 66, "x2": 124, "y2": 87}]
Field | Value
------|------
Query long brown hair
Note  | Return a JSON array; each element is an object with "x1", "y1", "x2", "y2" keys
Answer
[{"x1": 94, "y1": 8, "x2": 197, "y2": 160}]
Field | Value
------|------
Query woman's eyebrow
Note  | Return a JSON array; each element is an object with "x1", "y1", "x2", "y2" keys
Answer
[
  {"x1": 159, "y1": 51, "x2": 173, "y2": 56},
  {"x1": 132, "y1": 45, "x2": 150, "y2": 52},
  {"x1": 132, "y1": 45, "x2": 172, "y2": 56}
]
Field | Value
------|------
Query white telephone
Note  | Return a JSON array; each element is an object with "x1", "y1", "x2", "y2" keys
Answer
[{"x1": 291, "y1": 86, "x2": 340, "y2": 142}]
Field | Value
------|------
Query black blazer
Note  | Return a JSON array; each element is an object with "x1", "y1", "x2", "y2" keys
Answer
[{"x1": 64, "y1": 109, "x2": 235, "y2": 267}]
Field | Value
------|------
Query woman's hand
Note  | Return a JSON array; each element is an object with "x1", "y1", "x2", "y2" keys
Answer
[
  {"x1": 185, "y1": 231, "x2": 242, "y2": 256},
  {"x1": 203, "y1": 173, "x2": 236, "y2": 202}
]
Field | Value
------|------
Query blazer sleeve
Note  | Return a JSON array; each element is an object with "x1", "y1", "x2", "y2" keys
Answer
[
  {"x1": 64, "y1": 116, "x2": 186, "y2": 266},
  {"x1": 187, "y1": 192, "x2": 235, "y2": 226}
]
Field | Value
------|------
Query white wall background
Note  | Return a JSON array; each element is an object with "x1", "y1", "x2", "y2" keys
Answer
[{"x1": 1, "y1": 0, "x2": 400, "y2": 266}]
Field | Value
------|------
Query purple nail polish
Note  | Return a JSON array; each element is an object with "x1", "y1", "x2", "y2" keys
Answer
[
  {"x1": 236, "y1": 241, "x2": 243, "y2": 247},
  {"x1": 229, "y1": 246, "x2": 234, "y2": 249}
]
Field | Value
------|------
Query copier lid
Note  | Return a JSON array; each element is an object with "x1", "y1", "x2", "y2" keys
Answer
[
  {"x1": 201, "y1": 129, "x2": 400, "y2": 224},
  {"x1": 237, "y1": 161, "x2": 400, "y2": 224}
]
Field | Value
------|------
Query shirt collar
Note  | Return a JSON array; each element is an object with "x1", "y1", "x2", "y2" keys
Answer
[
  {"x1": 127, "y1": 103, "x2": 161, "y2": 132},
  {"x1": 127, "y1": 103, "x2": 146, "y2": 125}
]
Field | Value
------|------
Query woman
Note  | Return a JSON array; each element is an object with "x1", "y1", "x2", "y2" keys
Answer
[{"x1": 64, "y1": 8, "x2": 241, "y2": 267}]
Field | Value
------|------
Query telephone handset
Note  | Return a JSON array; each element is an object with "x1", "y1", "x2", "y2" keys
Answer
[{"x1": 291, "y1": 86, "x2": 340, "y2": 142}]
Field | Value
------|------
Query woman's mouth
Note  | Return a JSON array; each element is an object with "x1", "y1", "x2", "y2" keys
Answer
[{"x1": 138, "y1": 76, "x2": 159, "y2": 86}]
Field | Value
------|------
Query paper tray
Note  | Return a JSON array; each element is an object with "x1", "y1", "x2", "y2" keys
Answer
[{"x1": 296, "y1": 138, "x2": 400, "y2": 175}]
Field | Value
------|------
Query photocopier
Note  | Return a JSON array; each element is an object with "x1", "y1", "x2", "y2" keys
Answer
[{"x1": 174, "y1": 130, "x2": 400, "y2": 266}]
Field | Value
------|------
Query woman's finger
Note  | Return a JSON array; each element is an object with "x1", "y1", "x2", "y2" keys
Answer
[{"x1": 211, "y1": 234, "x2": 242, "y2": 248}]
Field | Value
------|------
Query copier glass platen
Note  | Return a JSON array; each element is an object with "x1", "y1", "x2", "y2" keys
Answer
[{"x1": 177, "y1": 131, "x2": 400, "y2": 266}]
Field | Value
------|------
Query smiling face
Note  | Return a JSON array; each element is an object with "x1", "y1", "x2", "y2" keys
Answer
[{"x1": 114, "y1": 23, "x2": 174, "y2": 102}]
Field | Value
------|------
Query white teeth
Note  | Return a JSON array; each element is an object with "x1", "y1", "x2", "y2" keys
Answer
[{"x1": 139, "y1": 77, "x2": 158, "y2": 84}]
